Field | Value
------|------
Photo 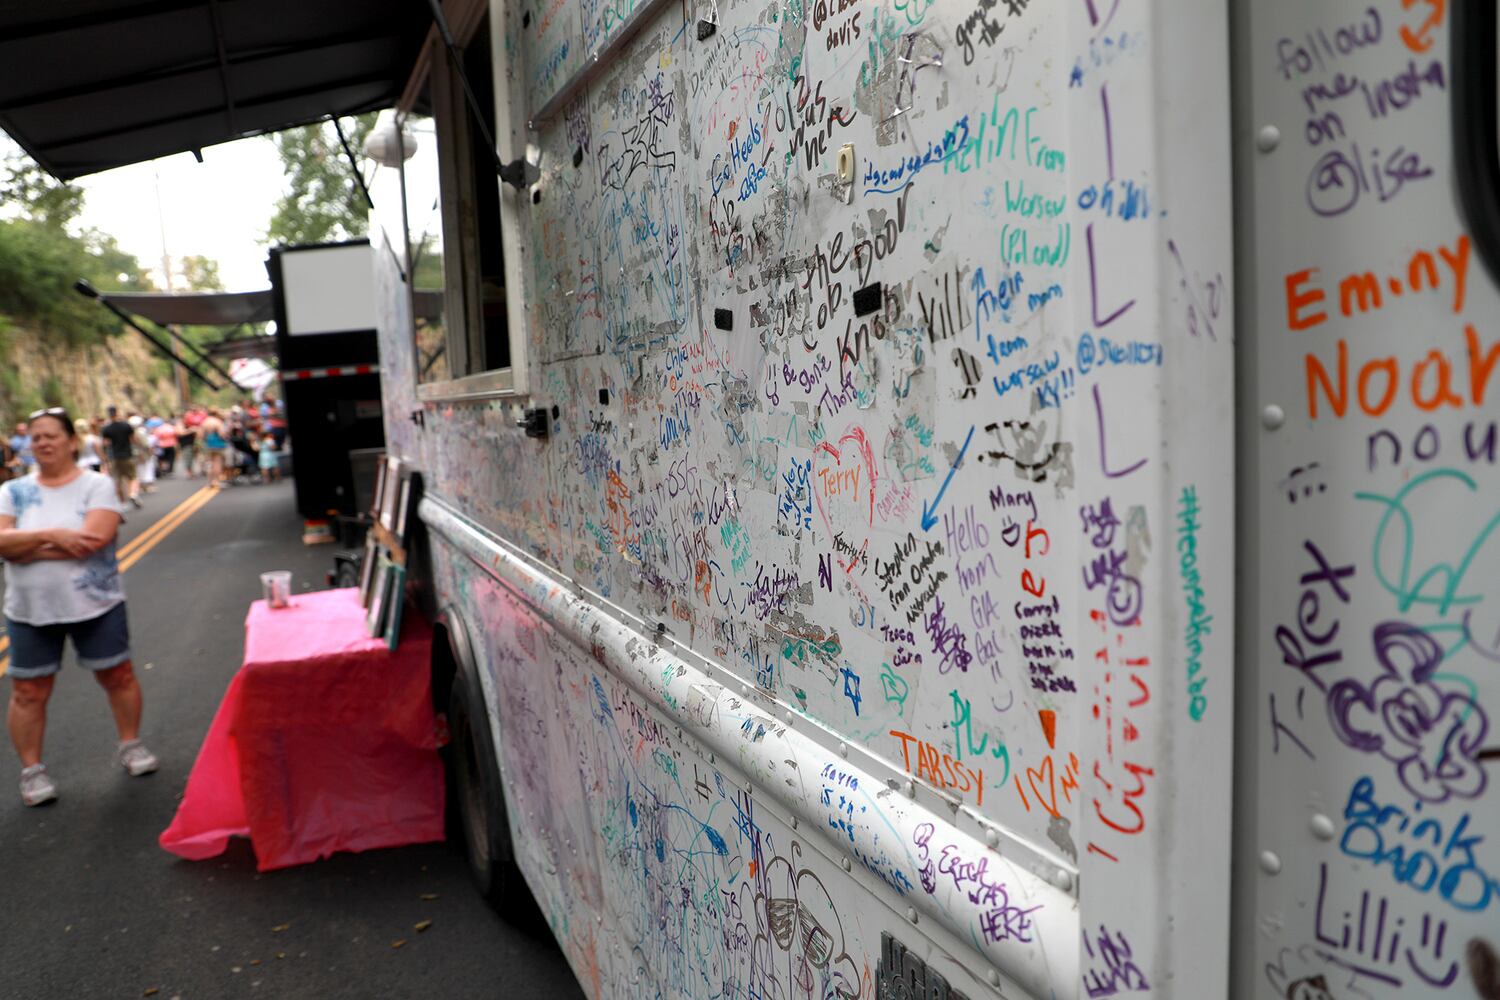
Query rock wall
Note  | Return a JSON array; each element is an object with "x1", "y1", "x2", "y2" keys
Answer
[{"x1": 2, "y1": 323, "x2": 190, "y2": 424}]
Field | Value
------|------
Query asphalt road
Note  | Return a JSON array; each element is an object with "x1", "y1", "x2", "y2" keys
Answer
[{"x1": 0, "y1": 473, "x2": 584, "y2": 1000}]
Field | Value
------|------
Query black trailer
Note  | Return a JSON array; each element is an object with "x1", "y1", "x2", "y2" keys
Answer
[{"x1": 267, "y1": 241, "x2": 385, "y2": 520}]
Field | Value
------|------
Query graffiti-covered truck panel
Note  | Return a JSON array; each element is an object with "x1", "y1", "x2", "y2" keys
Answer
[
  {"x1": 367, "y1": 0, "x2": 1495, "y2": 996},
  {"x1": 1234, "y1": 1, "x2": 1500, "y2": 998}
]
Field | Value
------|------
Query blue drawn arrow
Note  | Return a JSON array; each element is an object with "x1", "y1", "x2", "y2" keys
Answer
[{"x1": 921, "y1": 425, "x2": 975, "y2": 532}]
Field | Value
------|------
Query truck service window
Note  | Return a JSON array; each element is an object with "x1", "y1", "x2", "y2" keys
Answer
[
  {"x1": 401, "y1": 104, "x2": 449, "y2": 385},
  {"x1": 400, "y1": 15, "x2": 511, "y2": 389},
  {"x1": 460, "y1": 15, "x2": 510, "y2": 374}
]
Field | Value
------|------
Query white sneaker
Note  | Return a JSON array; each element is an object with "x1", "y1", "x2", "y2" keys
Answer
[
  {"x1": 118, "y1": 739, "x2": 158, "y2": 776},
  {"x1": 20, "y1": 764, "x2": 58, "y2": 806}
]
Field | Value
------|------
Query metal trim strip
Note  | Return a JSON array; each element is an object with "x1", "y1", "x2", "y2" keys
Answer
[
  {"x1": 417, "y1": 491, "x2": 1078, "y2": 997},
  {"x1": 526, "y1": 0, "x2": 678, "y2": 128}
]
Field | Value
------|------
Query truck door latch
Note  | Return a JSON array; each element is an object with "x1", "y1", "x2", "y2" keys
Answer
[{"x1": 517, "y1": 407, "x2": 549, "y2": 438}]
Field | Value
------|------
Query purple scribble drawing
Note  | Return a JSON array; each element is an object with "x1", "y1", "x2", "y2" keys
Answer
[{"x1": 1327, "y1": 622, "x2": 1490, "y2": 803}]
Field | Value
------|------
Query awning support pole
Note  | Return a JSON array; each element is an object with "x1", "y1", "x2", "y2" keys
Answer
[
  {"x1": 422, "y1": 0, "x2": 530, "y2": 190},
  {"x1": 330, "y1": 116, "x2": 375, "y2": 212},
  {"x1": 74, "y1": 280, "x2": 224, "y2": 391},
  {"x1": 128, "y1": 307, "x2": 250, "y2": 392},
  {"x1": 89, "y1": 287, "x2": 250, "y2": 390}
]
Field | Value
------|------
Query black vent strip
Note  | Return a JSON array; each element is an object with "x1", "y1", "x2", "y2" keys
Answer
[
  {"x1": 714, "y1": 308, "x2": 732, "y2": 331},
  {"x1": 853, "y1": 282, "x2": 881, "y2": 316}
]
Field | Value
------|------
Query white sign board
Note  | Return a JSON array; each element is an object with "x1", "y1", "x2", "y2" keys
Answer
[{"x1": 281, "y1": 243, "x2": 377, "y2": 336}]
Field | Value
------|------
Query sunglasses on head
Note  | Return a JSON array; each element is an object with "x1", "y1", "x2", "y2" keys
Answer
[{"x1": 28, "y1": 407, "x2": 67, "y2": 420}]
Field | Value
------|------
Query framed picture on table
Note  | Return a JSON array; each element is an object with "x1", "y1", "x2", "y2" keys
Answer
[
  {"x1": 378, "y1": 456, "x2": 402, "y2": 532},
  {"x1": 393, "y1": 470, "x2": 423, "y2": 546},
  {"x1": 383, "y1": 561, "x2": 408, "y2": 651},
  {"x1": 358, "y1": 532, "x2": 379, "y2": 607},
  {"x1": 366, "y1": 556, "x2": 393, "y2": 638}
]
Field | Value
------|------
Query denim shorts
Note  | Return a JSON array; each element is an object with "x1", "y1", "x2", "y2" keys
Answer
[{"x1": 5, "y1": 602, "x2": 132, "y2": 679}]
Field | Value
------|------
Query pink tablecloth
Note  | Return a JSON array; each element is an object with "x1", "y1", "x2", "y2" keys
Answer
[{"x1": 160, "y1": 587, "x2": 443, "y2": 871}]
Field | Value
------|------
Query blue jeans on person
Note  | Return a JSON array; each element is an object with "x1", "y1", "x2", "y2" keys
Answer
[{"x1": 4, "y1": 603, "x2": 131, "y2": 679}]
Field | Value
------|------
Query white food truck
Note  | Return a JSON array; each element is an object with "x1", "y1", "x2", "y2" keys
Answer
[
  {"x1": 360, "y1": 0, "x2": 1499, "y2": 996},
  {"x1": 4, "y1": 0, "x2": 1495, "y2": 995}
]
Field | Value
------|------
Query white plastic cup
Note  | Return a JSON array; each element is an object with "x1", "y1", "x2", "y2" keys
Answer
[{"x1": 261, "y1": 570, "x2": 292, "y2": 609}]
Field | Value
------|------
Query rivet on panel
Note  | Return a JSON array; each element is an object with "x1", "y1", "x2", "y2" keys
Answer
[
  {"x1": 842, "y1": 857, "x2": 852, "y2": 872},
  {"x1": 790, "y1": 816, "x2": 798, "y2": 830},
  {"x1": 904, "y1": 781, "x2": 916, "y2": 799},
  {"x1": 1256, "y1": 125, "x2": 1281, "y2": 152},
  {"x1": 1260, "y1": 850, "x2": 1283, "y2": 875},
  {"x1": 784, "y1": 711, "x2": 795, "y2": 725},
  {"x1": 984, "y1": 828, "x2": 999, "y2": 849},
  {"x1": 839, "y1": 742, "x2": 848, "y2": 758},
  {"x1": 988, "y1": 969, "x2": 1002, "y2": 987},
  {"x1": 1261, "y1": 404, "x2": 1285, "y2": 430},
  {"x1": 1310, "y1": 813, "x2": 1337, "y2": 841},
  {"x1": 906, "y1": 907, "x2": 919, "y2": 925},
  {"x1": 1052, "y1": 869, "x2": 1073, "y2": 892}
]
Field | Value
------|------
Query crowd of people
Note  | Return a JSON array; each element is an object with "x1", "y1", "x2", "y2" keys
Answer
[{"x1": 2, "y1": 397, "x2": 287, "y2": 504}]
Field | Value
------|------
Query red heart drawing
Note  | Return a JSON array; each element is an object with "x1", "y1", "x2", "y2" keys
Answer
[
  {"x1": 1026, "y1": 751, "x2": 1078, "y2": 820},
  {"x1": 1026, "y1": 756, "x2": 1059, "y2": 818}
]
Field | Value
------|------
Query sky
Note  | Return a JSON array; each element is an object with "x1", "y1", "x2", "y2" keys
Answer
[{"x1": 74, "y1": 137, "x2": 287, "y2": 292}]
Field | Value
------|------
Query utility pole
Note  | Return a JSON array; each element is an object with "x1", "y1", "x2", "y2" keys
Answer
[{"x1": 155, "y1": 166, "x2": 192, "y2": 411}]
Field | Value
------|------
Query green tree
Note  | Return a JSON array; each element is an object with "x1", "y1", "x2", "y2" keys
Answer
[
  {"x1": 265, "y1": 115, "x2": 377, "y2": 246},
  {"x1": 85, "y1": 230, "x2": 153, "y2": 292},
  {"x1": 173, "y1": 254, "x2": 232, "y2": 356},
  {"x1": 0, "y1": 221, "x2": 148, "y2": 348},
  {"x1": 0, "y1": 146, "x2": 151, "y2": 350},
  {"x1": 177, "y1": 254, "x2": 223, "y2": 292},
  {"x1": 0, "y1": 145, "x2": 174, "y2": 421},
  {"x1": 2, "y1": 150, "x2": 84, "y2": 228}
]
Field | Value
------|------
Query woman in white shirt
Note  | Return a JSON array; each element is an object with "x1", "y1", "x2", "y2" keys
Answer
[
  {"x1": 0, "y1": 407, "x2": 158, "y2": 806},
  {"x1": 74, "y1": 418, "x2": 103, "y2": 471},
  {"x1": 132, "y1": 418, "x2": 156, "y2": 494}
]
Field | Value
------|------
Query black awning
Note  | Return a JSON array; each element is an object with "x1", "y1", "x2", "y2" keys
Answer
[
  {"x1": 102, "y1": 288, "x2": 273, "y2": 326},
  {"x1": 0, "y1": 0, "x2": 431, "y2": 180},
  {"x1": 203, "y1": 333, "x2": 276, "y2": 360},
  {"x1": 99, "y1": 286, "x2": 442, "y2": 325}
]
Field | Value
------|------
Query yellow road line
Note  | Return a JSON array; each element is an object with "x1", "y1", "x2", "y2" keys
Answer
[
  {"x1": 1, "y1": 486, "x2": 219, "y2": 677},
  {"x1": 118, "y1": 487, "x2": 217, "y2": 573},
  {"x1": 117, "y1": 485, "x2": 214, "y2": 560}
]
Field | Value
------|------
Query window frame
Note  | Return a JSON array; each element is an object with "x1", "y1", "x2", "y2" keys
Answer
[{"x1": 396, "y1": 0, "x2": 529, "y2": 402}]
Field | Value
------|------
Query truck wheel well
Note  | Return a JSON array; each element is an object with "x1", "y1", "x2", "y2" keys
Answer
[{"x1": 430, "y1": 619, "x2": 458, "y2": 720}]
